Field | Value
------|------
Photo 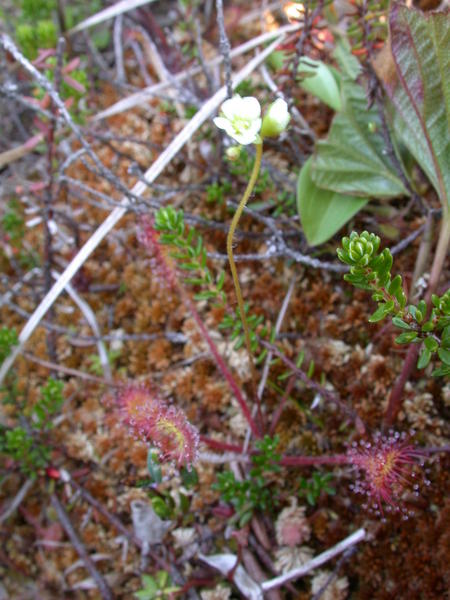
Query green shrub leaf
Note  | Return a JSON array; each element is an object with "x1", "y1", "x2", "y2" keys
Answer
[
  {"x1": 438, "y1": 347, "x2": 450, "y2": 365},
  {"x1": 417, "y1": 347, "x2": 432, "y2": 369},
  {"x1": 395, "y1": 331, "x2": 419, "y2": 344}
]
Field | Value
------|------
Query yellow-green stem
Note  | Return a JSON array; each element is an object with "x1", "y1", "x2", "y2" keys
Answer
[{"x1": 227, "y1": 142, "x2": 263, "y2": 395}]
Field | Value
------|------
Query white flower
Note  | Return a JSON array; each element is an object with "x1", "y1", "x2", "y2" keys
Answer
[
  {"x1": 172, "y1": 527, "x2": 198, "y2": 561},
  {"x1": 213, "y1": 95, "x2": 262, "y2": 145},
  {"x1": 261, "y1": 98, "x2": 290, "y2": 138}
]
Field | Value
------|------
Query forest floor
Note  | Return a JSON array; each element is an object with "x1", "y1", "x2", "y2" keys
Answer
[{"x1": 0, "y1": 1, "x2": 449, "y2": 599}]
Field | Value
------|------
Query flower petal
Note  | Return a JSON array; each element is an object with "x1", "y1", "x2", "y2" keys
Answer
[
  {"x1": 268, "y1": 98, "x2": 289, "y2": 125},
  {"x1": 213, "y1": 116, "x2": 231, "y2": 131},
  {"x1": 220, "y1": 95, "x2": 242, "y2": 120},
  {"x1": 239, "y1": 96, "x2": 261, "y2": 120},
  {"x1": 261, "y1": 98, "x2": 290, "y2": 138}
]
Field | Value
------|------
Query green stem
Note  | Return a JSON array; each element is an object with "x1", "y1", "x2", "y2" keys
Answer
[{"x1": 227, "y1": 142, "x2": 263, "y2": 397}]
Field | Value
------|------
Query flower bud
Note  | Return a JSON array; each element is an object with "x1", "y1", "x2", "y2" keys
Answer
[
  {"x1": 260, "y1": 98, "x2": 290, "y2": 138},
  {"x1": 225, "y1": 145, "x2": 241, "y2": 161},
  {"x1": 339, "y1": 231, "x2": 380, "y2": 267}
]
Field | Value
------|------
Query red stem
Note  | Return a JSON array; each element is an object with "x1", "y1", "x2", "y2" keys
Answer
[
  {"x1": 142, "y1": 220, "x2": 261, "y2": 438},
  {"x1": 384, "y1": 214, "x2": 450, "y2": 427},
  {"x1": 280, "y1": 454, "x2": 349, "y2": 467},
  {"x1": 182, "y1": 292, "x2": 261, "y2": 438},
  {"x1": 261, "y1": 340, "x2": 366, "y2": 435},
  {"x1": 269, "y1": 374, "x2": 295, "y2": 436},
  {"x1": 383, "y1": 344, "x2": 419, "y2": 427},
  {"x1": 200, "y1": 435, "x2": 245, "y2": 454},
  {"x1": 200, "y1": 435, "x2": 350, "y2": 467}
]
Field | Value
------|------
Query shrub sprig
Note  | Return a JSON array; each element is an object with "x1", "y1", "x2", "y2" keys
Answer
[{"x1": 338, "y1": 231, "x2": 450, "y2": 375}]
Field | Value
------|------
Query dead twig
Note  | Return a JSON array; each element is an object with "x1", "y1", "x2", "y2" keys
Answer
[
  {"x1": 0, "y1": 134, "x2": 44, "y2": 169},
  {"x1": 310, "y1": 546, "x2": 357, "y2": 600},
  {"x1": 0, "y1": 34, "x2": 134, "y2": 203},
  {"x1": 65, "y1": 475, "x2": 176, "y2": 574},
  {"x1": 50, "y1": 492, "x2": 114, "y2": 600},
  {"x1": 51, "y1": 270, "x2": 112, "y2": 382},
  {"x1": 261, "y1": 528, "x2": 366, "y2": 592},
  {"x1": 193, "y1": 14, "x2": 215, "y2": 94},
  {"x1": 93, "y1": 23, "x2": 300, "y2": 120},
  {"x1": 23, "y1": 353, "x2": 119, "y2": 386},
  {"x1": 243, "y1": 275, "x2": 297, "y2": 452},
  {"x1": 390, "y1": 222, "x2": 426, "y2": 256},
  {"x1": 113, "y1": 14, "x2": 126, "y2": 84},
  {"x1": 209, "y1": 198, "x2": 348, "y2": 273},
  {"x1": 215, "y1": 0, "x2": 232, "y2": 98},
  {"x1": 0, "y1": 478, "x2": 34, "y2": 524}
]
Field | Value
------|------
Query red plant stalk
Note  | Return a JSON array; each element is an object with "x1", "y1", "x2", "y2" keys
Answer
[
  {"x1": 269, "y1": 374, "x2": 296, "y2": 436},
  {"x1": 181, "y1": 291, "x2": 262, "y2": 438},
  {"x1": 261, "y1": 339, "x2": 366, "y2": 435},
  {"x1": 200, "y1": 435, "x2": 244, "y2": 454},
  {"x1": 384, "y1": 214, "x2": 450, "y2": 427},
  {"x1": 138, "y1": 218, "x2": 261, "y2": 439},
  {"x1": 383, "y1": 344, "x2": 419, "y2": 426}
]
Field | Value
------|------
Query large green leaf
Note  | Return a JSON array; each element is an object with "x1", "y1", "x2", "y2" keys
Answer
[
  {"x1": 382, "y1": 3, "x2": 449, "y2": 210},
  {"x1": 297, "y1": 157, "x2": 367, "y2": 246},
  {"x1": 311, "y1": 79, "x2": 408, "y2": 198},
  {"x1": 298, "y1": 58, "x2": 342, "y2": 112}
]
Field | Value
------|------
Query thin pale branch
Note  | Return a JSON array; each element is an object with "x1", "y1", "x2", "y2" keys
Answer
[
  {"x1": 93, "y1": 23, "x2": 300, "y2": 120},
  {"x1": 0, "y1": 478, "x2": 34, "y2": 524},
  {"x1": 50, "y1": 493, "x2": 114, "y2": 600},
  {"x1": 261, "y1": 528, "x2": 367, "y2": 592},
  {"x1": 52, "y1": 271, "x2": 112, "y2": 382},
  {"x1": 215, "y1": 0, "x2": 232, "y2": 98},
  {"x1": 68, "y1": 0, "x2": 158, "y2": 33}
]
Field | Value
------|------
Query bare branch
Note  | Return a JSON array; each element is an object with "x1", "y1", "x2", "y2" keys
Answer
[
  {"x1": 215, "y1": 0, "x2": 232, "y2": 98},
  {"x1": 93, "y1": 23, "x2": 300, "y2": 120},
  {"x1": 0, "y1": 478, "x2": 34, "y2": 524},
  {"x1": 261, "y1": 528, "x2": 366, "y2": 592},
  {"x1": 50, "y1": 493, "x2": 114, "y2": 600}
]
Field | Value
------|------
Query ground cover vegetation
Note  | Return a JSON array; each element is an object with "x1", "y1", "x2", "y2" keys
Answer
[{"x1": 0, "y1": 0, "x2": 449, "y2": 598}]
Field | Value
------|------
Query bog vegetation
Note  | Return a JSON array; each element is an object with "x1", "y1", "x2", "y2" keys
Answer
[{"x1": 0, "y1": 1, "x2": 448, "y2": 598}]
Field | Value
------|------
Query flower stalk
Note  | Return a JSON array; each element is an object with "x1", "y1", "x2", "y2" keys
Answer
[
  {"x1": 215, "y1": 94, "x2": 290, "y2": 408},
  {"x1": 227, "y1": 142, "x2": 263, "y2": 398}
]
